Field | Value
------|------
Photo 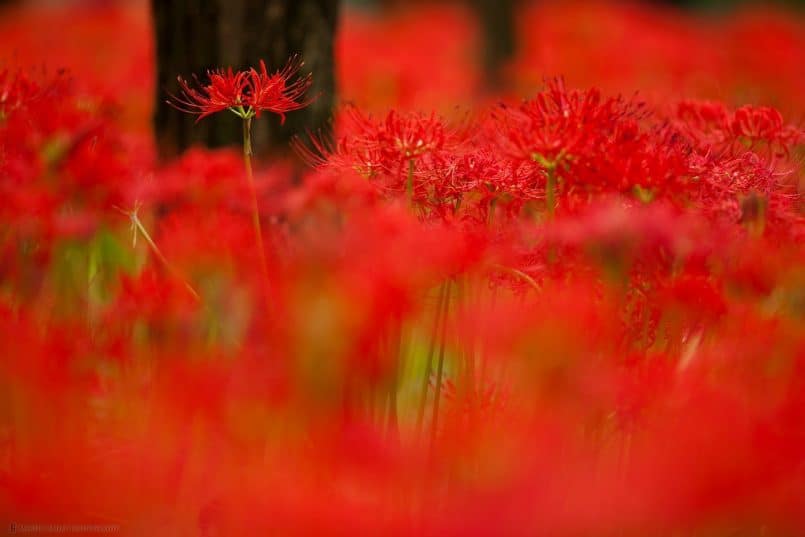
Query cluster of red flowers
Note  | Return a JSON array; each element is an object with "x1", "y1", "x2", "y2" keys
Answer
[{"x1": 1, "y1": 2, "x2": 805, "y2": 536}]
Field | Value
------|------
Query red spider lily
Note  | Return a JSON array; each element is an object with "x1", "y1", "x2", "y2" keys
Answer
[
  {"x1": 730, "y1": 105, "x2": 804, "y2": 156},
  {"x1": 369, "y1": 109, "x2": 454, "y2": 161},
  {"x1": 313, "y1": 106, "x2": 462, "y2": 170},
  {"x1": 493, "y1": 78, "x2": 646, "y2": 168},
  {"x1": 168, "y1": 57, "x2": 313, "y2": 303},
  {"x1": 168, "y1": 57, "x2": 312, "y2": 123},
  {"x1": 676, "y1": 100, "x2": 805, "y2": 159},
  {"x1": 491, "y1": 79, "x2": 669, "y2": 215},
  {"x1": 247, "y1": 58, "x2": 313, "y2": 123},
  {"x1": 170, "y1": 67, "x2": 250, "y2": 121},
  {"x1": 296, "y1": 106, "x2": 467, "y2": 214}
]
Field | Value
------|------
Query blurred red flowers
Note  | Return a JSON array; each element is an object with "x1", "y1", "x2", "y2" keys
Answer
[{"x1": 1, "y1": 2, "x2": 804, "y2": 535}]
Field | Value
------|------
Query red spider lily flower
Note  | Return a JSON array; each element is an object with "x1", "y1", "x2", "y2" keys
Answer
[
  {"x1": 247, "y1": 58, "x2": 313, "y2": 123},
  {"x1": 299, "y1": 107, "x2": 465, "y2": 184},
  {"x1": 169, "y1": 67, "x2": 250, "y2": 121},
  {"x1": 373, "y1": 110, "x2": 452, "y2": 160},
  {"x1": 730, "y1": 105, "x2": 804, "y2": 156},
  {"x1": 493, "y1": 79, "x2": 646, "y2": 168},
  {"x1": 168, "y1": 57, "x2": 312, "y2": 123},
  {"x1": 676, "y1": 101, "x2": 805, "y2": 159}
]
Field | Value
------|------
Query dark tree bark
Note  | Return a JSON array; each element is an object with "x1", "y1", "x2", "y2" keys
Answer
[
  {"x1": 471, "y1": 0, "x2": 517, "y2": 90},
  {"x1": 151, "y1": 0, "x2": 339, "y2": 159}
]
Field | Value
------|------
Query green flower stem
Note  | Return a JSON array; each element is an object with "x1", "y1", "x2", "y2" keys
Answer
[
  {"x1": 490, "y1": 263, "x2": 541, "y2": 293},
  {"x1": 406, "y1": 158, "x2": 415, "y2": 207},
  {"x1": 130, "y1": 209, "x2": 200, "y2": 302},
  {"x1": 387, "y1": 322, "x2": 403, "y2": 441},
  {"x1": 532, "y1": 152, "x2": 562, "y2": 220},
  {"x1": 545, "y1": 167, "x2": 556, "y2": 219},
  {"x1": 463, "y1": 276, "x2": 478, "y2": 425},
  {"x1": 242, "y1": 117, "x2": 271, "y2": 298},
  {"x1": 415, "y1": 282, "x2": 448, "y2": 440},
  {"x1": 430, "y1": 280, "x2": 452, "y2": 451}
]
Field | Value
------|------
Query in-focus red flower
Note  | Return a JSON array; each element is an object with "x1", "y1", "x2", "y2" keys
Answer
[
  {"x1": 169, "y1": 67, "x2": 249, "y2": 121},
  {"x1": 168, "y1": 57, "x2": 313, "y2": 123},
  {"x1": 247, "y1": 58, "x2": 313, "y2": 123}
]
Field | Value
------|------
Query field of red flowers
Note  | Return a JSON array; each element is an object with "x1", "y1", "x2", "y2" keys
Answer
[{"x1": 1, "y1": 1, "x2": 804, "y2": 535}]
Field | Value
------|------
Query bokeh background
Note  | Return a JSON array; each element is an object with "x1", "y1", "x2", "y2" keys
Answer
[
  {"x1": 2, "y1": 1, "x2": 804, "y2": 534},
  {"x1": 1, "y1": 0, "x2": 802, "y2": 139}
]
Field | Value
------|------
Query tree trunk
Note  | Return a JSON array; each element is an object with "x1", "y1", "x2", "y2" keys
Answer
[
  {"x1": 151, "y1": 0, "x2": 339, "y2": 159},
  {"x1": 471, "y1": 0, "x2": 517, "y2": 90}
]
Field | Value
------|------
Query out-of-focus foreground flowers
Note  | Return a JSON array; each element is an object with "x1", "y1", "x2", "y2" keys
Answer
[{"x1": 2, "y1": 2, "x2": 805, "y2": 536}]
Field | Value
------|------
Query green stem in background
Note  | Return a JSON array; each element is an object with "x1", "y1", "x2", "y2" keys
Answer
[
  {"x1": 242, "y1": 117, "x2": 271, "y2": 296},
  {"x1": 532, "y1": 152, "x2": 561, "y2": 220},
  {"x1": 490, "y1": 263, "x2": 541, "y2": 293},
  {"x1": 487, "y1": 196, "x2": 497, "y2": 228},
  {"x1": 387, "y1": 322, "x2": 403, "y2": 441},
  {"x1": 122, "y1": 205, "x2": 200, "y2": 303},
  {"x1": 545, "y1": 167, "x2": 556, "y2": 219},
  {"x1": 406, "y1": 158, "x2": 415, "y2": 207},
  {"x1": 479, "y1": 284, "x2": 498, "y2": 398},
  {"x1": 430, "y1": 280, "x2": 452, "y2": 451},
  {"x1": 463, "y1": 276, "x2": 478, "y2": 430},
  {"x1": 87, "y1": 239, "x2": 100, "y2": 331},
  {"x1": 415, "y1": 282, "x2": 448, "y2": 440}
]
